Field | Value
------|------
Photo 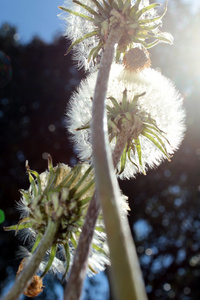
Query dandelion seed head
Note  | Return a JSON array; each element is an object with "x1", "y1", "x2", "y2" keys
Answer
[
  {"x1": 59, "y1": 0, "x2": 173, "y2": 71},
  {"x1": 66, "y1": 63, "x2": 186, "y2": 179}
]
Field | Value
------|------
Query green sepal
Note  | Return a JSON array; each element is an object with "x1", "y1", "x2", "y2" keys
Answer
[
  {"x1": 118, "y1": 144, "x2": 127, "y2": 175},
  {"x1": 102, "y1": 0, "x2": 111, "y2": 13},
  {"x1": 41, "y1": 244, "x2": 57, "y2": 278},
  {"x1": 135, "y1": 137, "x2": 146, "y2": 174},
  {"x1": 26, "y1": 169, "x2": 37, "y2": 197},
  {"x1": 107, "y1": 104, "x2": 119, "y2": 117},
  {"x1": 89, "y1": 0, "x2": 109, "y2": 19},
  {"x1": 19, "y1": 189, "x2": 30, "y2": 202},
  {"x1": 73, "y1": 179, "x2": 95, "y2": 200},
  {"x1": 108, "y1": 96, "x2": 123, "y2": 114},
  {"x1": 58, "y1": 6, "x2": 94, "y2": 22},
  {"x1": 62, "y1": 242, "x2": 71, "y2": 279},
  {"x1": 31, "y1": 233, "x2": 43, "y2": 253},
  {"x1": 129, "y1": 92, "x2": 146, "y2": 111},
  {"x1": 141, "y1": 130, "x2": 171, "y2": 161},
  {"x1": 117, "y1": 0, "x2": 124, "y2": 10},
  {"x1": 76, "y1": 121, "x2": 90, "y2": 131},
  {"x1": 95, "y1": 226, "x2": 105, "y2": 232},
  {"x1": 88, "y1": 263, "x2": 98, "y2": 274},
  {"x1": 92, "y1": 243, "x2": 107, "y2": 255},
  {"x1": 65, "y1": 31, "x2": 98, "y2": 56},
  {"x1": 70, "y1": 165, "x2": 92, "y2": 195},
  {"x1": 73, "y1": 0, "x2": 103, "y2": 21},
  {"x1": 88, "y1": 41, "x2": 103, "y2": 62},
  {"x1": 70, "y1": 232, "x2": 78, "y2": 248},
  {"x1": 130, "y1": 0, "x2": 142, "y2": 17},
  {"x1": 127, "y1": 146, "x2": 139, "y2": 171},
  {"x1": 3, "y1": 221, "x2": 32, "y2": 232},
  {"x1": 139, "y1": 23, "x2": 160, "y2": 31},
  {"x1": 77, "y1": 197, "x2": 92, "y2": 207},
  {"x1": 121, "y1": 89, "x2": 128, "y2": 111},
  {"x1": 135, "y1": 3, "x2": 161, "y2": 20}
]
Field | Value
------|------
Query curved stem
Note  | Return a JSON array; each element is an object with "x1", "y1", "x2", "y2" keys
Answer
[
  {"x1": 64, "y1": 130, "x2": 128, "y2": 300},
  {"x1": 3, "y1": 220, "x2": 58, "y2": 300},
  {"x1": 91, "y1": 27, "x2": 148, "y2": 300}
]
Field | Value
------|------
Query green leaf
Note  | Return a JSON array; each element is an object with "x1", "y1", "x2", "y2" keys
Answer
[
  {"x1": 41, "y1": 244, "x2": 57, "y2": 277},
  {"x1": 65, "y1": 31, "x2": 98, "y2": 56},
  {"x1": 58, "y1": 6, "x2": 94, "y2": 22}
]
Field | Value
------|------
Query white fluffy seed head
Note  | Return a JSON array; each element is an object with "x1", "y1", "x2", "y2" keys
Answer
[
  {"x1": 66, "y1": 64, "x2": 186, "y2": 179},
  {"x1": 59, "y1": 0, "x2": 98, "y2": 71}
]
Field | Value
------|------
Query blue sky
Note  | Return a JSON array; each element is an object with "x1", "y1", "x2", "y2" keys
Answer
[
  {"x1": 0, "y1": 0, "x2": 64, "y2": 44},
  {"x1": 0, "y1": 0, "x2": 200, "y2": 45}
]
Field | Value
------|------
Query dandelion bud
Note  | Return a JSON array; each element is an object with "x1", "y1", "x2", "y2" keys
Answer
[
  {"x1": 4, "y1": 157, "x2": 111, "y2": 278},
  {"x1": 123, "y1": 48, "x2": 151, "y2": 72}
]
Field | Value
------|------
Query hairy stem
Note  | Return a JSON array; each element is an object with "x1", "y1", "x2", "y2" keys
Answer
[
  {"x1": 3, "y1": 220, "x2": 58, "y2": 300},
  {"x1": 91, "y1": 26, "x2": 148, "y2": 300},
  {"x1": 64, "y1": 192, "x2": 100, "y2": 300}
]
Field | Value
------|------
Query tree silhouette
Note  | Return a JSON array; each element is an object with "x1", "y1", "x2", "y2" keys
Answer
[{"x1": 1, "y1": 1, "x2": 200, "y2": 298}]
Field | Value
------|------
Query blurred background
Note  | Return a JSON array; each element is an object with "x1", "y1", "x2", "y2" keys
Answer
[{"x1": 0, "y1": 0, "x2": 200, "y2": 299}]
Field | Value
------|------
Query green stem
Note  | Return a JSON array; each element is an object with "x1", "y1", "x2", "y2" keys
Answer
[
  {"x1": 91, "y1": 27, "x2": 148, "y2": 300},
  {"x1": 3, "y1": 219, "x2": 58, "y2": 300},
  {"x1": 63, "y1": 129, "x2": 129, "y2": 300}
]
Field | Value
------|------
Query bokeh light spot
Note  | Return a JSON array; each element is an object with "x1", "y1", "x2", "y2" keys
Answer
[{"x1": 0, "y1": 209, "x2": 5, "y2": 223}]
